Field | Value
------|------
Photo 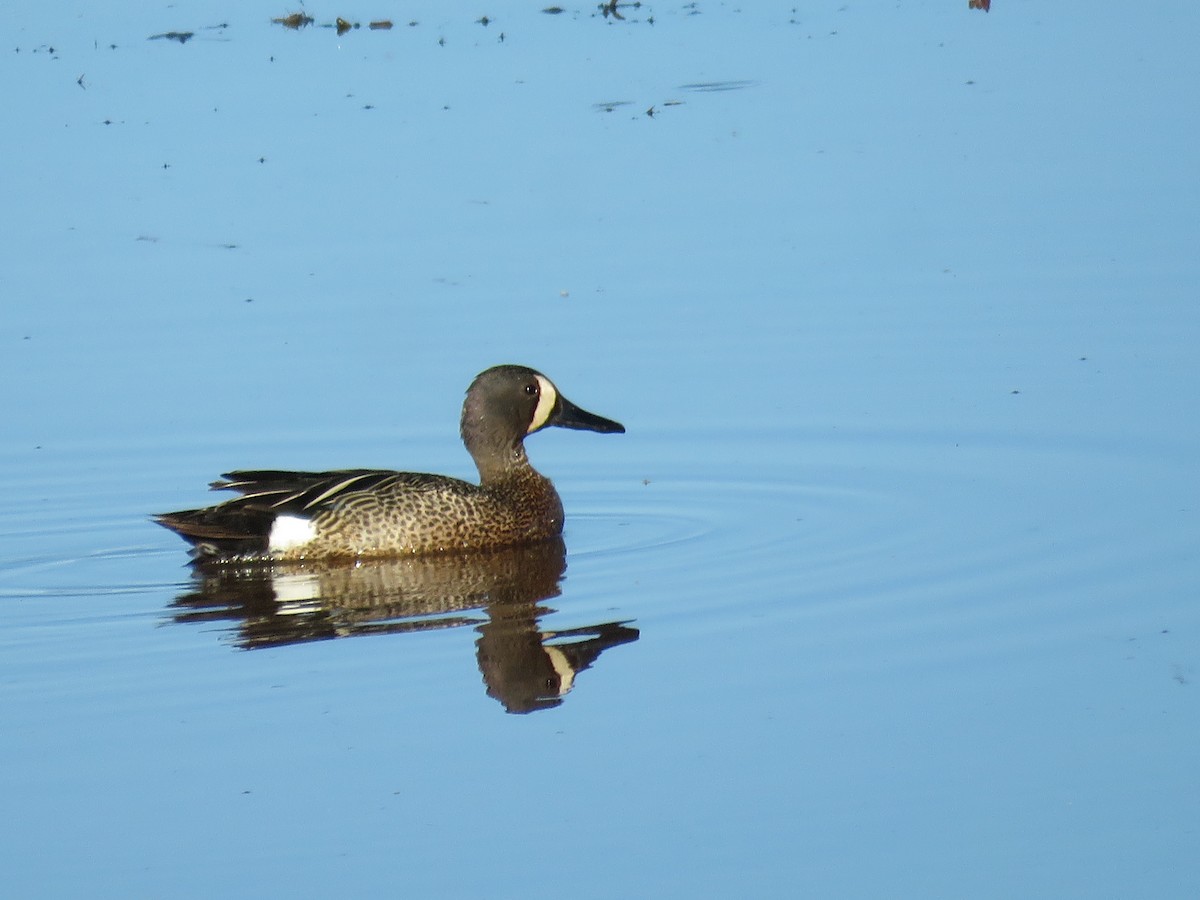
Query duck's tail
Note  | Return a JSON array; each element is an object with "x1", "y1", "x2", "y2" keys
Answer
[{"x1": 154, "y1": 506, "x2": 274, "y2": 560}]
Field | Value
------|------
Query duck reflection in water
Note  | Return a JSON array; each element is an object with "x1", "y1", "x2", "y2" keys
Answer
[{"x1": 167, "y1": 537, "x2": 638, "y2": 713}]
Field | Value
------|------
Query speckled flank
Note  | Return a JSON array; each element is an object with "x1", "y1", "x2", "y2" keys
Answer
[
  {"x1": 280, "y1": 467, "x2": 565, "y2": 559},
  {"x1": 155, "y1": 365, "x2": 624, "y2": 561}
]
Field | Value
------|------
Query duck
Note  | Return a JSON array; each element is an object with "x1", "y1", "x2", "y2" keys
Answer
[{"x1": 155, "y1": 365, "x2": 625, "y2": 560}]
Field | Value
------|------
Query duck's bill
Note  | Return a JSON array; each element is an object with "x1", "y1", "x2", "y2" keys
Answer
[{"x1": 552, "y1": 397, "x2": 626, "y2": 434}]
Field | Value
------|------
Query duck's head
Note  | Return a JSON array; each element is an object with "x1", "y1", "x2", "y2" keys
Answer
[{"x1": 461, "y1": 365, "x2": 624, "y2": 477}]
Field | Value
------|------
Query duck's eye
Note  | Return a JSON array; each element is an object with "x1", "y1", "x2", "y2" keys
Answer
[{"x1": 524, "y1": 383, "x2": 538, "y2": 397}]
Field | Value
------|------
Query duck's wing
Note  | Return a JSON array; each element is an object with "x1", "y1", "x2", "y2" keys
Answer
[{"x1": 212, "y1": 469, "x2": 404, "y2": 513}]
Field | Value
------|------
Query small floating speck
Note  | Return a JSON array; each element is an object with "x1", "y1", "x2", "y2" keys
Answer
[{"x1": 369, "y1": 20, "x2": 393, "y2": 30}]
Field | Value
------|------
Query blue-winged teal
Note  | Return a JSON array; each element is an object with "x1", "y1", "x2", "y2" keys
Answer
[{"x1": 155, "y1": 365, "x2": 624, "y2": 560}]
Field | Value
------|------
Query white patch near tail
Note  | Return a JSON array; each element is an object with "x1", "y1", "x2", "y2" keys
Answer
[
  {"x1": 268, "y1": 514, "x2": 317, "y2": 552},
  {"x1": 528, "y1": 374, "x2": 559, "y2": 433}
]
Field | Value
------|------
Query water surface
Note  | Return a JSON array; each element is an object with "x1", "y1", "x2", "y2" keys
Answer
[{"x1": 2, "y1": 3, "x2": 1199, "y2": 897}]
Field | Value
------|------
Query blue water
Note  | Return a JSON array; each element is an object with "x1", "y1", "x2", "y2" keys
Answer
[{"x1": 3, "y1": 3, "x2": 1199, "y2": 897}]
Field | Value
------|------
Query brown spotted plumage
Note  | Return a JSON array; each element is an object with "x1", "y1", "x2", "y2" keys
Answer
[{"x1": 155, "y1": 365, "x2": 625, "y2": 560}]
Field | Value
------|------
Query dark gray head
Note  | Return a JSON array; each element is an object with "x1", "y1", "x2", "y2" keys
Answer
[{"x1": 460, "y1": 365, "x2": 624, "y2": 479}]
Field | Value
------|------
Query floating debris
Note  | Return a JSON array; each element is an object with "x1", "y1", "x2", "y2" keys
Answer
[
  {"x1": 369, "y1": 20, "x2": 393, "y2": 30},
  {"x1": 600, "y1": 1, "x2": 624, "y2": 20},
  {"x1": 336, "y1": 17, "x2": 354, "y2": 35},
  {"x1": 677, "y1": 79, "x2": 757, "y2": 93},
  {"x1": 148, "y1": 31, "x2": 194, "y2": 44},
  {"x1": 543, "y1": 6, "x2": 565, "y2": 13},
  {"x1": 272, "y1": 12, "x2": 314, "y2": 29},
  {"x1": 600, "y1": 0, "x2": 644, "y2": 19},
  {"x1": 969, "y1": 0, "x2": 991, "y2": 10},
  {"x1": 593, "y1": 100, "x2": 633, "y2": 113}
]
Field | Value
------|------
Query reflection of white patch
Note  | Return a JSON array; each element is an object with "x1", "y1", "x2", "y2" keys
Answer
[
  {"x1": 271, "y1": 573, "x2": 322, "y2": 608},
  {"x1": 269, "y1": 514, "x2": 316, "y2": 551},
  {"x1": 544, "y1": 645, "x2": 576, "y2": 696},
  {"x1": 527, "y1": 374, "x2": 559, "y2": 433}
]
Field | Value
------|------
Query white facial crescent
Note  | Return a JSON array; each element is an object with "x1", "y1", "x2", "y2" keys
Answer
[{"x1": 527, "y1": 374, "x2": 559, "y2": 433}]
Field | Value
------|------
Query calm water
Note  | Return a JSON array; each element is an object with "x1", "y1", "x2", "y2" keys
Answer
[{"x1": 3, "y1": 3, "x2": 1199, "y2": 897}]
